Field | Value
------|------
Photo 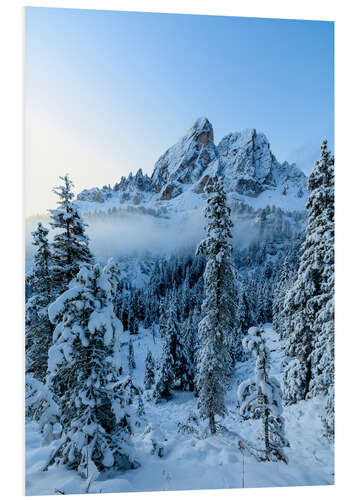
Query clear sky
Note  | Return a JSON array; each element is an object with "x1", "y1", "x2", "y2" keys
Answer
[{"x1": 25, "y1": 7, "x2": 334, "y2": 216}]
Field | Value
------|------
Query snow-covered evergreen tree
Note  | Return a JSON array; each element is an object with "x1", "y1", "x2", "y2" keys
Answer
[
  {"x1": 247, "y1": 274, "x2": 258, "y2": 324},
  {"x1": 49, "y1": 175, "x2": 93, "y2": 294},
  {"x1": 128, "y1": 309, "x2": 135, "y2": 335},
  {"x1": 158, "y1": 297, "x2": 168, "y2": 338},
  {"x1": 135, "y1": 392, "x2": 146, "y2": 428},
  {"x1": 238, "y1": 326, "x2": 289, "y2": 462},
  {"x1": 308, "y1": 142, "x2": 334, "y2": 438},
  {"x1": 152, "y1": 338, "x2": 174, "y2": 403},
  {"x1": 195, "y1": 176, "x2": 237, "y2": 434},
  {"x1": 272, "y1": 256, "x2": 291, "y2": 339},
  {"x1": 112, "y1": 376, "x2": 145, "y2": 437},
  {"x1": 26, "y1": 222, "x2": 54, "y2": 382},
  {"x1": 182, "y1": 309, "x2": 198, "y2": 391},
  {"x1": 120, "y1": 294, "x2": 130, "y2": 332},
  {"x1": 25, "y1": 373, "x2": 60, "y2": 445},
  {"x1": 143, "y1": 299, "x2": 152, "y2": 329},
  {"x1": 144, "y1": 350, "x2": 155, "y2": 390},
  {"x1": 322, "y1": 384, "x2": 334, "y2": 439},
  {"x1": 133, "y1": 318, "x2": 139, "y2": 335},
  {"x1": 308, "y1": 149, "x2": 334, "y2": 377},
  {"x1": 46, "y1": 261, "x2": 129, "y2": 477},
  {"x1": 230, "y1": 287, "x2": 252, "y2": 364},
  {"x1": 283, "y1": 141, "x2": 334, "y2": 409},
  {"x1": 255, "y1": 285, "x2": 266, "y2": 325},
  {"x1": 153, "y1": 295, "x2": 188, "y2": 402},
  {"x1": 282, "y1": 359, "x2": 307, "y2": 405},
  {"x1": 237, "y1": 285, "x2": 252, "y2": 334}
]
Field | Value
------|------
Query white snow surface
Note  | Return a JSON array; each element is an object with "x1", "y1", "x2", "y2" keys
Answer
[
  {"x1": 26, "y1": 325, "x2": 333, "y2": 495},
  {"x1": 75, "y1": 182, "x2": 306, "y2": 217}
]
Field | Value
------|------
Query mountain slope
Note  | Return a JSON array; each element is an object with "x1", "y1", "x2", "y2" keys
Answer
[{"x1": 76, "y1": 118, "x2": 308, "y2": 215}]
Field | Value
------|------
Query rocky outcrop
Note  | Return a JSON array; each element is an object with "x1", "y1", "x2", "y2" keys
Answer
[
  {"x1": 151, "y1": 117, "x2": 219, "y2": 196},
  {"x1": 194, "y1": 174, "x2": 213, "y2": 194},
  {"x1": 114, "y1": 169, "x2": 153, "y2": 194},
  {"x1": 77, "y1": 187, "x2": 105, "y2": 203},
  {"x1": 216, "y1": 128, "x2": 306, "y2": 198},
  {"x1": 160, "y1": 183, "x2": 183, "y2": 201}
]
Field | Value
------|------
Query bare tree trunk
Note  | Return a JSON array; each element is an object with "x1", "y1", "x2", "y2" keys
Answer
[
  {"x1": 238, "y1": 441, "x2": 245, "y2": 488},
  {"x1": 264, "y1": 399, "x2": 270, "y2": 461},
  {"x1": 304, "y1": 358, "x2": 312, "y2": 400},
  {"x1": 86, "y1": 433, "x2": 89, "y2": 479},
  {"x1": 209, "y1": 413, "x2": 216, "y2": 435}
]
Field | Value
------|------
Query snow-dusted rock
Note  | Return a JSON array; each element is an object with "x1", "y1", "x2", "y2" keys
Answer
[
  {"x1": 77, "y1": 187, "x2": 105, "y2": 203},
  {"x1": 76, "y1": 117, "x2": 308, "y2": 213},
  {"x1": 217, "y1": 129, "x2": 307, "y2": 198},
  {"x1": 151, "y1": 117, "x2": 219, "y2": 200}
]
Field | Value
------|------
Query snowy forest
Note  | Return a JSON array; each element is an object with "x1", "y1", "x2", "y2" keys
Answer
[{"x1": 25, "y1": 138, "x2": 334, "y2": 495}]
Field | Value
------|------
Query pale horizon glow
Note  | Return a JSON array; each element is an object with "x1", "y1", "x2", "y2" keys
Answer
[{"x1": 25, "y1": 7, "x2": 334, "y2": 216}]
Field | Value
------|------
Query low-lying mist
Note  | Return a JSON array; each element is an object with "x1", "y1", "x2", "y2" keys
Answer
[
  {"x1": 85, "y1": 211, "x2": 206, "y2": 260},
  {"x1": 25, "y1": 209, "x2": 260, "y2": 269}
]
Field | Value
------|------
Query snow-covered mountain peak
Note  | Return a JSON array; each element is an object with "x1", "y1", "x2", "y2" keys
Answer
[
  {"x1": 76, "y1": 118, "x2": 308, "y2": 214},
  {"x1": 188, "y1": 116, "x2": 214, "y2": 142},
  {"x1": 150, "y1": 117, "x2": 218, "y2": 199},
  {"x1": 217, "y1": 128, "x2": 306, "y2": 199}
]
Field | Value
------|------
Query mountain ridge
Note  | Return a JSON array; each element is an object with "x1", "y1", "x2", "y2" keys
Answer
[{"x1": 76, "y1": 118, "x2": 308, "y2": 214}]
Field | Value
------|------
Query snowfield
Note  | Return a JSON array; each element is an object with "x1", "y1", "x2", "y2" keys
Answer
[{"x1": 26, "y1": 325, "x2": 333, "y2": 495}]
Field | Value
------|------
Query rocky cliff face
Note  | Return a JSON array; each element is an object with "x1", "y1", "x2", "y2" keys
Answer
[
  {"x1": 151, "y1": 117, "x2": 219, "y2": 200},
  {"x1": 76, "y1": 117, "x2": 307, "y2": 211},
  {"x1": 217, "y1": 129, "x2": 305, "y2": 198}
]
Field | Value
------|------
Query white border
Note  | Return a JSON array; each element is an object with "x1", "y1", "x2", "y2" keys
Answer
[{"x1": 1, "y1": 1, "x2": 356, "y2": 499}]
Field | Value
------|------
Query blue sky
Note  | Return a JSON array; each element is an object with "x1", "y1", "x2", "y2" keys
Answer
[{"x1": 25, "y1": 7, "x2": 334, "y2": 215}]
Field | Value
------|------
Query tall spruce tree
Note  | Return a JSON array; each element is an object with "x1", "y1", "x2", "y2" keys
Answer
[
  {"x1": 144, "y1": 350, "x2": 155, "y2": 390},
  {"x1": 282, "y1": 141, "x2": 334, "y2": 414},
  {"x1": 272, "y1": 256, "x2": 292, "y2": 340},
  {"x1": 46, "y1": 261, "x2": 128, "y2": 477},
  {"x1": 308, "y1": 142, "x2": 334, "y2": 438},
  {"x1": 232, "y1": 288, "x2": 251, "y2": 364},
  {"x1": 195, "y1": 176, "x2": 237, "y2": 434},
  {"x1": 238, "y1": 326, "x2": 289, "y2": 463},
  {"x1": 153, "y1": 294, "x2": 188, "y2": 402},
  {"x1": 237, "y1": 288, "x2": 252, "y2": 336},
  {"x1": 49, "y1": 175, "x2": 93, "y2": 294},
  {"x1": 182, "y1": 308, "x2": 198, "y2": 392},
  {"x1": 26, "y1": 222, "x2": 53, "y2": 382},
  {"x1": 112, "y1": 376, "x2": 145, "y2": 437}
]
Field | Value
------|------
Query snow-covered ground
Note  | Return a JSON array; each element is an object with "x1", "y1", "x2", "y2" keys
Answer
[{"x1": 25, "y1": 325, "x2": 334, "y2": 495}]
